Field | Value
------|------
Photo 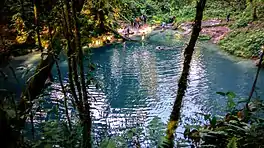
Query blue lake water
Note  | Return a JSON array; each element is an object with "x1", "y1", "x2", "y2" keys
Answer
[{"x1": 1, "y1": 30, "x2": 264, "y2": 146}]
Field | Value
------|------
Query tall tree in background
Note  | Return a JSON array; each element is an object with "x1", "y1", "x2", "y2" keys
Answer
[
  {"x1": 249, "y1": 0, "x2": 258, "y2": 20},
  {"x1": 164, "y1": 0, "x2": 207, "y2": 147},
  {"x1": 33, "y1": 0, "x2": 42, "y2": 52}
]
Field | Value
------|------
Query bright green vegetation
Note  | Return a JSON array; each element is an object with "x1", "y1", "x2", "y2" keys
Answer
[
  {"x1": 148, "y1": 0, "x2": 264, "y2": 59},
  {"x1": 186, "y1": 92, "x2": 264, "y2": 147},
  {"x1": 220, "y1": 26, "x2": 264, "y2": 58},
  {"x1": 219, "y1": 4, "x2": 264, "y2": 58},
  {"x1": 149, "y1": 0, "x2": 232, "y2": 24}
]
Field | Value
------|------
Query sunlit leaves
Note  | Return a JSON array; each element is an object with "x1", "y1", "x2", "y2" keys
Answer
[
  {"x1": 227, "y1": 137, "x2": 238, "y2": 148},
  {"x1": 148, "y1": 117, "x2": 166, "y2": 146},
  {"x1": 99, "y1": 138, "x2": 117, "y2": 148},
  {"x1": 216, "y1": 91, "x2": 237, "y2": 111},
  {"x1": 33, "y1": 120, "x2": 82, "y2": 148}
]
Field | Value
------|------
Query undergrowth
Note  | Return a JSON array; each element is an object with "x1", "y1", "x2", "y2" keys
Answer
[
  {"x1": 219, "y1": 4, "x2": 264, "y2": 58},
  {"x1": 219, "y1": 28, "x2": 264, "y2": 58}
]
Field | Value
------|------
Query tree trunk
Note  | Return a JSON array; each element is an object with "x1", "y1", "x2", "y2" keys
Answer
[
  {"x1": 163, "y1": 0, "x2": 206, "y2": 147},
  {"x1": 76, "y1": 0, "x2": 85, "y2": 12},
  {"x1": 62, "y1": 0, "x2": 83, "y2": 105},
  {"x1": 33, "y1": 0, "x2": 42, "y2": 52},
  {"x1": 62, "y1": 1, "x2": 92, "y2": 147},
  {"x1": 253, "y1": 5, "x2": 257, "y2": 21},
  {"x1": 250, "y1": 0, "x2": 258, "y2": 21},
  {"x1": 247, "y1": 48, "x2": 264, "y2": 109},
  {"x1": 71, "y1": 1, "x2": 92, "y2": 147},
  {"x1": 61, "y1": 0, "x2": 83, "y2": 112},
  {"x1": 19, "y1": 0, "x2": 25, "y2": 19}
]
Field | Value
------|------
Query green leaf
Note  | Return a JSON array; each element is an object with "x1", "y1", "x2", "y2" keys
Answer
[
  {"x1": 227, "y1": 97, "x2": 236, "y2": 110},
  {"x1": 6, "y1": 109, "x2": 16, "y2": 118},
  {"x1": 216, "y1": 92, "x2": 226, "y2": 96},
  {"x1": 210, "y1": 116, "x2": 217, "y2": 127},
  {"x1": 89, "y1": 63, "x2": 96, "y2": 71},
  {"x1": 95, "y1": 83, "x2": 100, "y2": 89},
  {"x1": 204, "y1": 114, "x2": 211, "y2": 121},
  {"x1": 184, "y1": 127, "x2": 190, "y2": 139},
  {"x1": 237, "y1": 98, "x2": 248, "y2": 104},
  {"x1": 225, "y1": 123, "x2": 247, "y2": 132},
  {"x1": 226, "y1": 92, "x2": 236, "y2": 99},
  {"x1": 227, "y1": 137, "x2": 238, "y2": 148},
  {"x1": 126, "y1": 129, "x2": 134, "y2": 139},
  {"x1": 44, "y1": 144, "x2": 53, "y2": 148},
  {"x1": 100, "y1": 138, "x2": 117, "y2": 148}
]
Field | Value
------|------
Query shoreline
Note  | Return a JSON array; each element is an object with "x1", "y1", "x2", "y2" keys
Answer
[
  {"x1": 179, "y1": 19, "x2": 230, "y2": 44},
  {"x1": 1, "y1": 19, "x2": 261, "y2": 70},
  {"x1": 179, "y1": 19, "x2": 262, "y2": 67}
]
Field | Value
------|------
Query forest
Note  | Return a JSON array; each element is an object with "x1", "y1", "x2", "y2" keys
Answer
[{"x1": 0, "y1": 0, "x2": 264, "y2": 147}]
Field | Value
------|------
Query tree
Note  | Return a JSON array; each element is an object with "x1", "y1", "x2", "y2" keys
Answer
[
  {"x1": 249, "y1": 0, "x2": 258, "y2": 20},
  {"x1": 163, "y1": 0, "x2": 207, "y2": 147},
  {"x1": 33, "y1": 0, "x2": 42, "y2": 52}
]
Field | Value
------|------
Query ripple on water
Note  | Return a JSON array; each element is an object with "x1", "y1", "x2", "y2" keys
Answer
[{"x1": 14, "y1": 34, "x2": 264, "y2": 146}]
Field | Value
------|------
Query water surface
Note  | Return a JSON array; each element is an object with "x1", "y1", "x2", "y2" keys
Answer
[
  {"x1": 90, "y1": 31, "x2": 264, "y2": 134},
  {"x1": 1, "y1": 30, "x2": 264, "y2": 146}
]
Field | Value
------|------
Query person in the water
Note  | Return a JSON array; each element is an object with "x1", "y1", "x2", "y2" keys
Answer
[
  {"x1": 141, "y1": 32, "x2": 145, "y2": 41},
  {"x1": 161, "y1": 22, "x2": 166, "y2": 31},
  {"x1": 156, "y1": 46, "x2": 174, "y2": 50}
]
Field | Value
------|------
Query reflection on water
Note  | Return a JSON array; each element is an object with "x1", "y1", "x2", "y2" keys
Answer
[
  {"x1": 90, "y1": 33, "x2": 264, "y2": 138},
  {"x1": 1, "y1": 31, "x2": 264, "y2": 146}
]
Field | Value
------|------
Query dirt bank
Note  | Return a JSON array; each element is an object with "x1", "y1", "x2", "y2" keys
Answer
[
  {"x1": 179, "y1": 19, "x2": 230, "y2": 43},
  {"x1": 201, "y1": 26, "x2": 230, "y2": 43}
]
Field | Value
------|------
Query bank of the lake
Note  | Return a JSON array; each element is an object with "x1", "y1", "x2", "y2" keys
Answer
[{"x1": 178, "y1": 18, "x2": 264, "y2": 67}]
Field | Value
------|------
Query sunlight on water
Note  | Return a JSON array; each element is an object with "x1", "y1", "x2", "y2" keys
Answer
[
  {"x1": 1, "y1": 31, "x2": 264, "y2": 147},
  {"x1": 90, "y1": 31, "x2": 264, "y2": 141}
]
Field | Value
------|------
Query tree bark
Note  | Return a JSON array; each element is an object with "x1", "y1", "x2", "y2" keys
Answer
[
  {"x1": 33, "y1": 0, "x2": 42, "y2": 52},
  {"x1": 19, "y1": 0, "x2": 25, "y2": 19},
  {"x1": 163, "y1": 0, "x2": 206, "y2": 147},
  {"x1": 253, "y1": 5, "x2": 257, "y2": 21},
  {"x1": 61, "y1": 0, "x2": 82, "y2": 107},
  {"x1": 76, "y1": 0, "x2": 85, "y2": 12},
  {"x1": 250, "y1": 0, "x2": 258, "y2": 21},
  {"x1": 71, "y1": 1, "x2": 92, "y2": 147},
  {"x1": 247, "y1": 48, "x2": 264, "y2": 109}
]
